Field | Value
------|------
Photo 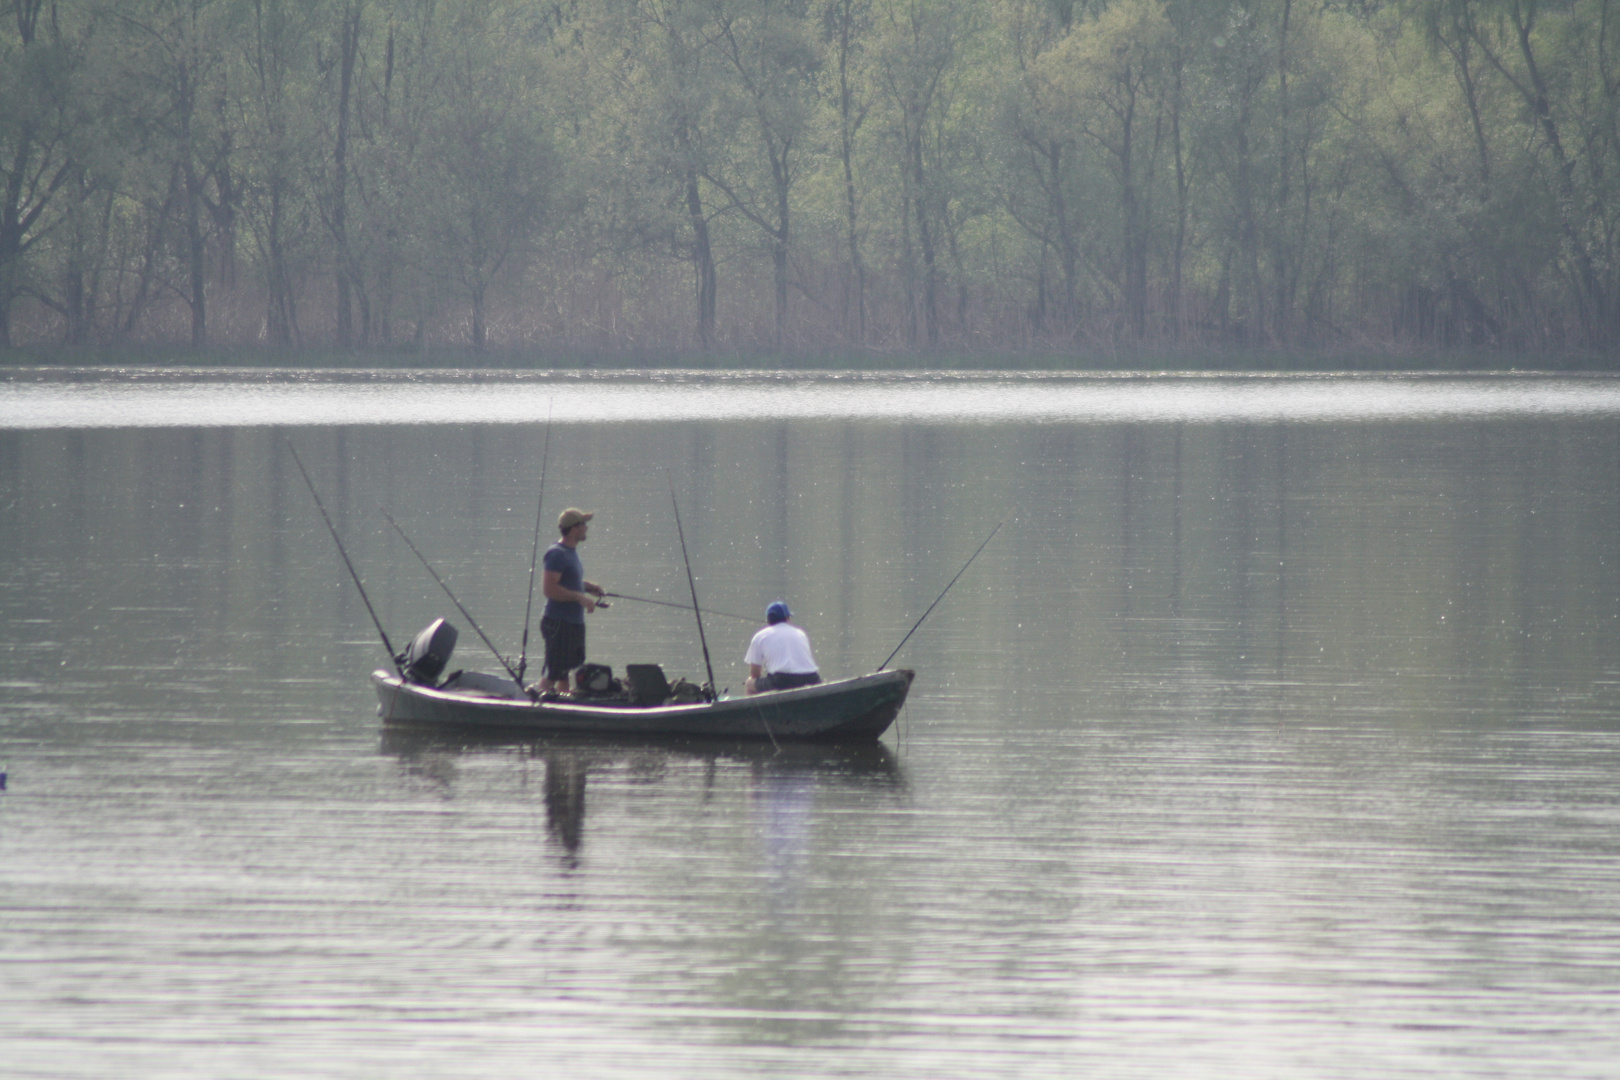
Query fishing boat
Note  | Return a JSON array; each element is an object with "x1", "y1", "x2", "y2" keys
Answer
[
  {"x1": 286, "y1": 444, "x2": 993, "y2": 747},
  {"x1": 372, "y1": 619, "x2": 913, "y2": 742},
  {"x1": 372, "y1": 667, "x2": 913, "y2": 741}
]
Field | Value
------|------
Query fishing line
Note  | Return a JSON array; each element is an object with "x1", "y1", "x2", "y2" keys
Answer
[
  {"x1": 382, "y1": 510, "x2": 520, "y2": 682},
  {"x1": 517, "y1": 398, "x2": 554, "y2": 683},
  {"x1": 879, "y1": 519, "x2": 1004, "y2": 672},
  {"x1": 287, "y1": 440, "x2": 401, "y2": 676},
  {"x1": 666, "y1": 469, "x2": 717, "y2": 698},
  {"x1": 602, "y1": 591, "x2": 755, "y2": 623}
]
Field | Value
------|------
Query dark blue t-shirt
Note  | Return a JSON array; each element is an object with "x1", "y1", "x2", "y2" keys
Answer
[{"x1": 542, "y1": 542, "x2": 586, "y2": 624}]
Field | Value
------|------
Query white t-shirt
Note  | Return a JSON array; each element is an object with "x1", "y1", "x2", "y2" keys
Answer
[{"x1": 744, "y1": 622, "x2": 818, "y2": 675}]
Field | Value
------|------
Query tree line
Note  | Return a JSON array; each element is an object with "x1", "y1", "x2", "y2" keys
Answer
[{"x1": 3, "y1": 0, "x2": 1618, "y2": 358}]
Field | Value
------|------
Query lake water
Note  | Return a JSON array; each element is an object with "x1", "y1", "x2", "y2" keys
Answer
[{"x1": 4, "y1": 369, "x2": 1620, "y2": 1078}]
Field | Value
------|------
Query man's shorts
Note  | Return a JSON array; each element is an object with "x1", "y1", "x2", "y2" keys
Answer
[
  {"x1": 540, "y1": 616, "x2": 587, "y2": 679},
  {"x1": 756, "y1": 671, "x2": 821, "y2": 692}
]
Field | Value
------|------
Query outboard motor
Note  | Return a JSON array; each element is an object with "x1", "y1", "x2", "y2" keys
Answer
[{"x1": 397, "y1": 618, "x2": 458, "y2": 685}]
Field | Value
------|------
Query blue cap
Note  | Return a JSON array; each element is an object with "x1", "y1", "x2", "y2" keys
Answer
[{"x1": 766, "y1": 601, "x2": 790, "y2": 624}]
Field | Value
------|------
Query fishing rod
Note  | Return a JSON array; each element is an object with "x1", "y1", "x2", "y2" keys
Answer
[
  {"x1": 666, "y1": 469, "x2": 717, "y2": 697},
  {"x1": 381, "y1": 510, "x2": 521, "y2": 683},
  {"x1": 287, "y1": 441, "x2": 402, "y2": 677},
  {"x1": 601, "y1": 591, "x2": 755, "y2": 624},
  {"x1": 516, "y1": 399, "x2": 554, "y2": 684},
  {"x1": 879, "y1": 519, "x2": 1004, "y2": 672}
]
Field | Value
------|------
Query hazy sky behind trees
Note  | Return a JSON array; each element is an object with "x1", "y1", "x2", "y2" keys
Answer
[{"x1": 2, "y1": 0, "x2": 1618, "y2": 357}]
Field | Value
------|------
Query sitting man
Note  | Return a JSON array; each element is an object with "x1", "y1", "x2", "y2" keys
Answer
[{"x1": 744, "y1": 600, "x2": 822, "y2": 694}]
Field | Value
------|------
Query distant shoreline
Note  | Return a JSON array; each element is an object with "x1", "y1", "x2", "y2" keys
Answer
[{"x1": 2, "y1": 345, "x2": 1612, "y2": 375}]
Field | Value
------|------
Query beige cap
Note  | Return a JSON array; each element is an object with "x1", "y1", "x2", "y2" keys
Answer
[{"x1": 558, "y1": 507, "x2": 594, "y2": 532}]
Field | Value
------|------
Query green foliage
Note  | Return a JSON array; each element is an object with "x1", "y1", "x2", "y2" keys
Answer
[{"x1": 1, "y1": 0, "x2": 1618, "y2": 358}]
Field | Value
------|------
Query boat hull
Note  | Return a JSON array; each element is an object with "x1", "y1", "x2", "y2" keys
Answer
[{"x1": 372, "y1": 668, "x2": 914, "y2": 743}]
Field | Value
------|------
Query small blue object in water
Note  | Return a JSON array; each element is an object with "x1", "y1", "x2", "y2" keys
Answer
[{"x1": 0, "y1": 772, "x2": 7, "y2": 791}]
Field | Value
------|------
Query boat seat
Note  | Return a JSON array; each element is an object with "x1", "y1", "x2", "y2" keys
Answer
[{"x1": 625, "y1": 664, "x2": 671, "y2": 706}]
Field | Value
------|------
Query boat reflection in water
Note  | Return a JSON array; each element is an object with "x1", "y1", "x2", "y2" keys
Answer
[{"x1": 379, "y1": 729, "x2": 904, "y2": 865}]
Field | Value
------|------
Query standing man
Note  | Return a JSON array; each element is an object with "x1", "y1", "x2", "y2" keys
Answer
[
  {"x1": 744, "y1": 600, "x2": 821, "y2": 694},
  {"x1": 537, "y1": 507, "x2": 606, "y2": 696}
]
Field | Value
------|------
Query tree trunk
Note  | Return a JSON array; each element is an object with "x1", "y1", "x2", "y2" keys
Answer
[
  {"x1": 841, "y1": 141, "x2": 866, "y2": 342},
  {"x1": 835, "y1": 0, "x2": 866, "y2": 343},
  {"x1": 265, "y1": 177, "x2": 297, "y2": 346},
  {"x1": 1120, "y1": 70, "x2": 1146, "y2": 339},
  {"x1": 1032, "y1": 251, "x2": 1048, "y2": 338},
  {"x1": 1234, "y1": 76, "x2": 1264, "y2": 343},
  {"x1": 333, "y1": 3, "x2": 360, "y2": 347},
  {"x1": 765, "y1": 135, "x2": 792, "y2": 348},
  {"x1": 1439, "y1": 17, "x2": 1492, "y2": 182},
  {"x1": 120, "y1": 170, "x2": 180, "y2": 340},
  {"x1": 910, "y1": 124, "x2": 938, "y2": 347},
  {"x1": 685, "y1": 171, "x2": 715, "y2": 347},
  {"x1": 1170, "y1": 50, "x2": 1188, "y2": 341},
  {"x1": 1271, "y1": 0, "x2": 1292, "y2": 343},
  {"x1": 900, "y1": 185, "x2": 916, "y2": 345},
  {"x1": 1458, "y1": 0, "x2": 1613, "y2": 343},
  {"x1": 184, "y1": 160, "x2": 208, "y2": 349},
  {"x1": 1510, "y1": 5, "x2": 1611, "y2": 343},
  {"x1": 0, "y1": 157, "x2": 21, "y2": 348},
  {"x1": 179, "y1": 53, "x2": 208, "y2": 351},
  {"x1": 1051, "y1": 143, "x2": 1078, "y2": 329},
  {"x1": 773, "y1": 175, "x2": 789, "y2": 348},
  {"x1": 62, "y1": 183, "x2": 89, "y2": 345}
]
